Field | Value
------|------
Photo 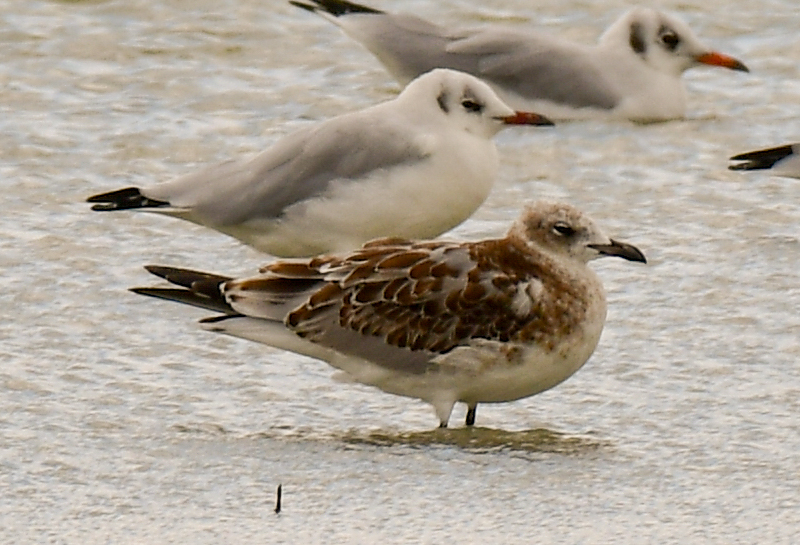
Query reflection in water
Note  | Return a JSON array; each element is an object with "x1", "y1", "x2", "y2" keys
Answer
[
  {"x1": 341, "y1": 427, "x2": 606, "y2": 454},
  {"x1": 177, "y1": 423, "x2": 605, "y2": 454}
]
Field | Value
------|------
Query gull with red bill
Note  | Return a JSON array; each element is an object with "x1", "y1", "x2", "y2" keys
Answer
[
  {"x1": 131, "y1": 201, "x2": 646, "y2": 428},
  {"x1": 292, "y1": 0, "x2": 749, "y2": 122},
  {"x1": 88, "y1": 68, "x2": 552, "y2": 257}
]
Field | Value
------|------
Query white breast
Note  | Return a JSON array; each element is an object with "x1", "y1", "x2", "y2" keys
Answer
[{"x1": 231, "y1": 131, "x2": 499, "y2": 257}]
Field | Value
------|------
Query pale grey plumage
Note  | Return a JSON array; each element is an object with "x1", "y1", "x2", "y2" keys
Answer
[
  {"x1": 293, "y1": 0, "x2": 749, "y2": 121},
  {"x1": 88, "y1": 68, "x2": 552, "y2": 256}
]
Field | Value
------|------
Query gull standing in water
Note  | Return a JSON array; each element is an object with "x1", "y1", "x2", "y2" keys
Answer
[
  {"x1": 131, "y1": 201, "x2": 646, "y2": 428},
  {"x1": 88, "y1": 68, "x2": 552, "y2": 257},
  {"x1": 292, "y1": 0, "x2": 749, "y2": 122}
]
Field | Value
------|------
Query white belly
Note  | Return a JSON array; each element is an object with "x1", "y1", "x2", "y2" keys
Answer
[{"x1": 224, "y1": 136, "x2": 499, "y2": 257}]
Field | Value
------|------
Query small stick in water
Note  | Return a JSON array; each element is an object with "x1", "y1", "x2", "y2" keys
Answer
[{"x1": 275, "y1": 484, "x2": 282, "y2": 514}]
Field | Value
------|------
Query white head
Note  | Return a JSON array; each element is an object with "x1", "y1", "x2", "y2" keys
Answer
[
  {"x1": 600, "y1": 7, "x2": 748, "y2": 76},
  {"x1": 509, "y1": 201, "x2": 646, "y2": 265},
  {"x1": 396, "y1": 68, "x2": 553, "y2": 138}
]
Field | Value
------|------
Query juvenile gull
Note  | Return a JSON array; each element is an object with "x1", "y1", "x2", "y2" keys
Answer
[
  {"x1": 87, "y1": 69, "x2": 552, "y2": 257},
  {"x1": 292, "y1": 0, "x2": 749, "y2": 122},
  {"x1": 729, "y1": 144, "x2": 800, "y2": 179},
  {"x1": 131, "y1": 201, "x2": 646, "y2": 428}
]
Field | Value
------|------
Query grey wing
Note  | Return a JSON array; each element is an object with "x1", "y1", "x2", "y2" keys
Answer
[
  {"x1": 346, "y1": 14, "x2": 619, "y2": 110},
  {"x1": 447, "y1": 29, "x2": 619, "y2": 109},
  {"x1": 144, "y1": 112, "x2": 430, "y2": 226},
  {"x1": 339, "y1": 13, "x2": 485, "y2": 83}
]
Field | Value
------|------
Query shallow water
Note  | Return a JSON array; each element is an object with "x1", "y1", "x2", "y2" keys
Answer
[{"x1": 1, "y1": 0, "x2": 799, "y2": 543}]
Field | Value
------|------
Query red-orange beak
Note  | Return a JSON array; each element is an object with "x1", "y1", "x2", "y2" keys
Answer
[
  {"x1": 696, "y1": 51, "x2": 749, "y2": 72},
  {"x1": 497, "y1": 112, "x2": 555, "y2": 126}
]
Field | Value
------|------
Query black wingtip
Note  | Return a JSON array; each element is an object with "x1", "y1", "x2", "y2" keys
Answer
[
  {"x1": 729, "y1": 144, "x2": 795, "y2": 171},
  {"x1": 86, "y1": 187, "x2": 169, "y2": 211},
  {"x1": 130, "y1": 287, "x2": 177, "y2": 298},
  {"x1": 130, "y1": 286, "x2": 235, "y2": 315},
  {"x1": 290, "y1": 0, "x2": 383, "y2": 16},
  {"x1": 143, "y1": 265, "x2": 231, "y2": 289},
  {"x1": 133, "y1": 266, "x2": 235, "y2": 314}
]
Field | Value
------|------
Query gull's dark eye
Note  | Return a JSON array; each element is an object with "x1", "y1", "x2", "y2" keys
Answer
[
  {"x1": 660, "y1": 31, "x2": 680, "y2": 51},
  {"x1": 461, "y1": 99, "x2": 483, "y2": 113},
  {"x1": 552, "y1": 222, "x2": 575, "y2": 237}
]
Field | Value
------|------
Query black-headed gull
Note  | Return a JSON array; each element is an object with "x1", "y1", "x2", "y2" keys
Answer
[
  {"x1": 88, "y1": 68, "x2": 552, "y2": 257},
  {"x1": 729, "y1": 144, "x2": 800, "y2": 179},
  {"x1": 132, "y1": 201, "x2": 646, "y2": 428},
  {"x1": 292, "y1": 0, "x2": 749, "y2": 122}
]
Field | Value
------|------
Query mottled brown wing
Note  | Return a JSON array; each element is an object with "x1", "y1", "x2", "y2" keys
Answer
[{"x1": 280, "y1": 238, "x2": 581, "y2": 355}]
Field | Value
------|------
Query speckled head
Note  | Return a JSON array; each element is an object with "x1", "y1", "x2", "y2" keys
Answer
[{"x1": 508, "y1": 201, "x2": 646, "y2": 264}]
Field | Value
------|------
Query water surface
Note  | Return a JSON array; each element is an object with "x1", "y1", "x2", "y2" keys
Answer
[{"x1": 1, "y1": 0, "x2": 799, "y2": 543}]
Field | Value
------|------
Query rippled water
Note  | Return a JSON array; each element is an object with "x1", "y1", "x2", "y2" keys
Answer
[{"x1": 1, "y1": 0, "x2": 799, "y2": 543}]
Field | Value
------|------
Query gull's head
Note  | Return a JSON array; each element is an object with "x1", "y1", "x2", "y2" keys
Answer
[
  {"x1": 398, "y1": 68, "x2": 553, "y2": 138},
  {"x1": 508, "y1": 201, "x2": 646, "y2": 265},
  {"x1": 600, "y1": 7, "x2": 748, "y2": 76}
]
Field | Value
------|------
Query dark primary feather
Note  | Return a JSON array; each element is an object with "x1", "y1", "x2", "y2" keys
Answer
[
  {"x1": 131, "y1": 287, "x2": 237, "y2": 315},
  {"x1": 729, "y1": 144, "x2": 795, "y2": 171},
  {"x1": 144, "y1": 265, "x2": 230, "y2": 289},
  {"x1": 87, "y1": 187, "x2": 169, "y2": 211},
  {"x1": 131, "y1": 266, "x2": 234, "y2": 315},
  {"x1": 290, "y1": 0, "x2": 383, "y2": 16}
]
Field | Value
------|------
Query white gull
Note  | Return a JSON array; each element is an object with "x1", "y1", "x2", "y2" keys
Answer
[
  {"x1": 132, "y1": 201, "x2": 646, "y2": 428},
  {"x1": 729, "y1": 144, "x2": 800, "y2": 179},
  {"x1": 87, "y1": 68, "x2": 552, "y2": 257},
  {"x1": 292, "y1": 0, "x2": 749, "y2": 122}
]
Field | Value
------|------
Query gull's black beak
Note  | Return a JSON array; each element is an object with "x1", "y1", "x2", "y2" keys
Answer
[{"x1": 588, "y1": 239, "x2": 647, "y2": 263}]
